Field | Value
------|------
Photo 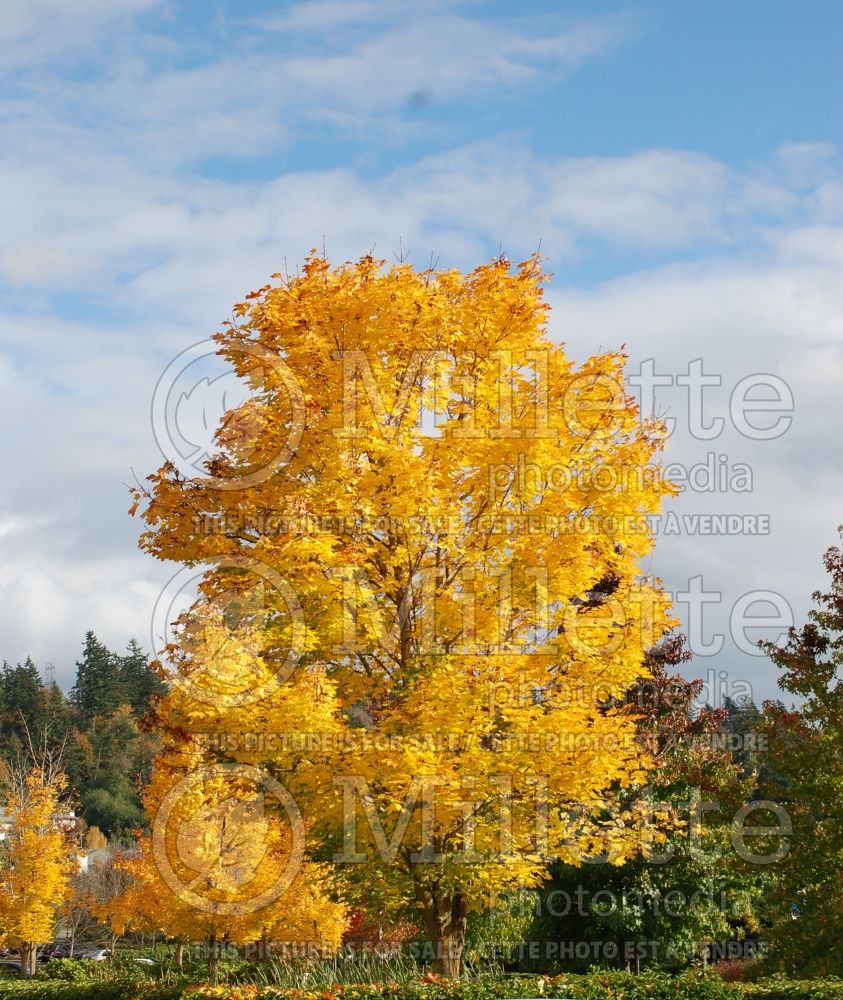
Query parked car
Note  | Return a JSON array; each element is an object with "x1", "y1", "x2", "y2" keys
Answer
[
  {"x1": 40, "y1": 943, "x2": 110, "y2": 962},
  {"x1": 40, "y1": 942, "x2": 72, "y2": 959},
  {"x1": 76, "y1": 947, "x2": 109, "y2": 961},
  {"x1": 0, "y1": 953, "x2": 49, "y2": 974}
]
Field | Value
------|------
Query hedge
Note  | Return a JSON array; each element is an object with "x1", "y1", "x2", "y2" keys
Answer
[{"x1": 0, "y1": 973, "x2": 841, "y2": 1000}]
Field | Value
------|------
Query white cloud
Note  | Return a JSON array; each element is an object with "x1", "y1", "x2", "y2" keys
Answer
[
  {"x1": 775, "y1": 141, "x2": 839, "y2": 186},
  {"x1": 0, "y1": 0, "x2": 163, "y2": 69},
  {"x1": 0, "y1": 3, "x2": 636, "y2": 176},
  {"x1": 278, "y1": 14, "x2": 631, "y2": 121},
  {"x1": 262, "y1": 0, "x2": 426, "y2": 33},
  {"x1": 0, "y1": 136, "x2": 814, "y2": 320},
  {"x1": 545, "y1": 151, "x2": 729, "y2": 246}
]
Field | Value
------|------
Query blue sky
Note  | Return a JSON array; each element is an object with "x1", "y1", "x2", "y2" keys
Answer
[{"x1": 0, "y1": 0, "x2": 841, "y2": 704}]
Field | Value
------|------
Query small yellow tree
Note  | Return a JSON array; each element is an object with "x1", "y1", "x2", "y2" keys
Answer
[
  {"x1": 68, "y1": 848, "x2": 133, "y2": 956},
  {"x1": 0, "y1": 769, "x2": 74, "y2": 976},
  {"x1": 105, "y1": 737, "x2": 346, "y2": 982},
  {"x1": 85, "y1": 826, "x2": 109, "y2": 851}
]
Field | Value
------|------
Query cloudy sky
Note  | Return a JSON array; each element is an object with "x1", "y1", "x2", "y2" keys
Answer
[{"x1": 1, "y1": 0, "x2": 841, "y2": 704}]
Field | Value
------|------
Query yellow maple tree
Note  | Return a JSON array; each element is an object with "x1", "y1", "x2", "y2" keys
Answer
[
  {"x1": 0, "y1": 769, "x2": 74, "y2": 977},
  {"x1": 134, "y1": 252, "x2": 677, "y2": 974},
  {"x1": 104, "y1": 733, "x2": 345, "y2": 981}
]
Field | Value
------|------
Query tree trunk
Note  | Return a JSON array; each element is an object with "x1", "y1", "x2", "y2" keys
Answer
[
  {"x1": 176, "y1": 940, "x2": 184, "y2": 970},
  {"x1": 415, "y1": 886, "x2": 467, "y2": 978},
  {"x1": 208, "y1": 932, "x2": 218, "y2": 984},
  {"x1": 20, "y1": 943, "x2": 36, "y2": 979}
]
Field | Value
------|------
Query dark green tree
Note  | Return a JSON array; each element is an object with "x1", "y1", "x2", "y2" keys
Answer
[
  {"x1": 0, "y1": 636, "x2": 160, "y2": 839},
  {"x1": 70, "y1": 632, "x2": 123, "y2": 723},
  {"x1": 0, "y1": 657, "x2": 47, "y2": 762},
  {"x1": 69, "y1": 706, "x2": 156, "y2": 837},
  {"x1": 41, "y1": 680, "x2": 73, "y2": 753},
  {"x1": 760, "y1": 529, "x2": 843, "y2": 977},
  {"x1": 116, "y1": 639, "x2": 163, "y2": 715}
]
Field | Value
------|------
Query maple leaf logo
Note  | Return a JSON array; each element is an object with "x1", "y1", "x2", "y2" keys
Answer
[
  {"x1": 152, "y1": 339, "x2": 304, "y2": 488},
  {"x1": 173, "y1": 370, "x2": 250, "y2": 469}
]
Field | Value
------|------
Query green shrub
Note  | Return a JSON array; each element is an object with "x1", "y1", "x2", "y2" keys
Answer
[
  {"x1": 0, "y1": 969, "x2": 840, "y2": 1000},
  {"x1": 184, "y1": 972, "x2": 843, "y2": 1000},
  {"x1": 35, "y1": 960, "x2": 103, "y2": 983},
  {"x1": 741, "y1": 978, "x2": 843, "y2": 1000},
  {"x1": 0, "y1": 984, "x2": 185, "y2": 1000}
]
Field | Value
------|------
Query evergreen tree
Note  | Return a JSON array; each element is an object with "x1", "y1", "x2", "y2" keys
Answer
[
  {"x1": 70, "y1": 632, "x2": 123, "y2": 723},
  {"x1": 42, "y1": 681, "x2": 74, "y2": 755},
  {"x1": 0, "y1": 658, "x2": 47, "y2": 761},
  {"x1": 115, "y1": 639, "x2": 163, "y2": 715},
  {"x1": 0, "y1": 636, "x2": 163, "y2": 840}
]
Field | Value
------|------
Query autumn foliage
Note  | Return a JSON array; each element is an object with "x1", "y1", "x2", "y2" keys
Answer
[
  {"x1": 133, "y1": 253, "x2": 677, "y2": 974},
  {"x1": 0, "y1": 769, "x2": 73, "y2": 976}
]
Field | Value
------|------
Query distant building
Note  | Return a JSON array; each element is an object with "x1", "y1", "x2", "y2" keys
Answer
[
  {"x1": 0, "y1": 809, "x2": 79, "y2": 839},
  {"x1": 0, "y1": 809, "x2": 88, "y2": 870},
  {"x1": 77, "y1": 847, "x2": 113, "y2": 873}
]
